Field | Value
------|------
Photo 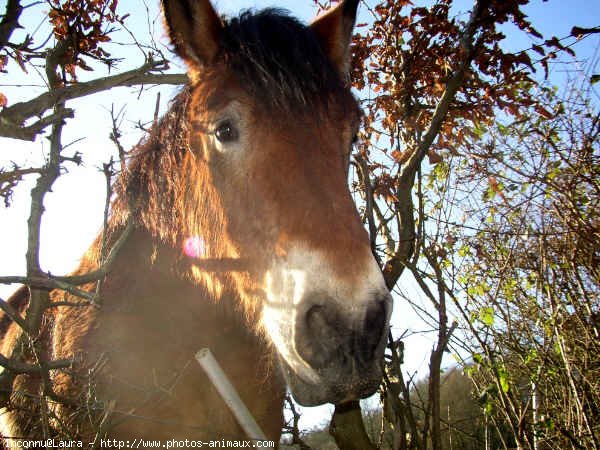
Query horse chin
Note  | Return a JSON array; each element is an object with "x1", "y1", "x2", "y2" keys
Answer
[{"x1": 279, "y1": 356, "x2": 383, "y2": 407}]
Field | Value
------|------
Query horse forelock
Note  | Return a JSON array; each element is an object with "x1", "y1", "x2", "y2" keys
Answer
[{"x1": 219, "y1": 8, "x2": 347, "y2": 111}]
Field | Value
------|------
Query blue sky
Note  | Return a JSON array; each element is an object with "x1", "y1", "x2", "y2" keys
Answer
[{"x1": 0, "y1": 0, "x2": 598, "y2": 431}]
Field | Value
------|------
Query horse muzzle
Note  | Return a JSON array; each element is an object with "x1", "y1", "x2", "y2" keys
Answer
[
  {"x1": 284, "y1": 292, "x2": 390, "y2": 405},
  {"x1": 261, "y1": 244, "x2": 392, "y2": 405},
  {"x1": 263, "y1": 290, "x2": 391, "y2": 406}
]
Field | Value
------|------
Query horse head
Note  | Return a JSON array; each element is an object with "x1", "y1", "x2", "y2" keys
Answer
[{"x1": 161, "y1": 0, "x2": 392, "y2": 406}]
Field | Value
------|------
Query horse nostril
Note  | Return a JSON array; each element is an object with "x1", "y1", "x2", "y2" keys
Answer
[
  {"x1": 359, "y1": 299, "x2": 388, "y2": 365},
  {"x1": 305, "y1": 305, "x2": 327, "y2": 334},
  {"x1": 365, "y1": 299, "x2": 387, "y2": 335},
  {"x1": 296, "y1": 296, "x2": 389, "y2": 371},
  {"x1": 298, "y1": 304, "x2": 343, "y2": 369}
]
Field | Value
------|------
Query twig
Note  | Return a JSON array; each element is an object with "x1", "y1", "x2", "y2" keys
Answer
[
  {"x1": 94, "y1": 159, "x2": 116, "y2": 304},
  {"x1": 0, "y1": 108, "x2": 75, "y2": 141},
  {"x1": 52, "y1": 221, "x2": 134, "y2": 285},
  {"x1": 0, "y1": 166, "x2": 43, "y2": 206},
  {"x1": 0, "y1": 98, "x2": 66, "y2": 407},
  {"x1": 355, "y1": 154, "x2": 380, "y2": 265},
  {"x1": 0, "y1": 221, "x2": 134, "y2": 289},
  {"x1": 0, "y1": 276, "x2": 91, "y2": 299},
  {"x1": 153, "y1": 91, "x2": 161, "y2": 126},
  {"x1": 283, "y1": 395, "x2": 313, "y2": 450},
  {"x1": 109, "y1": 105, "x2": 127, "y2": 172},
  {"x1": 0, "y1": 297, "x2": 27, "y2": 331}
]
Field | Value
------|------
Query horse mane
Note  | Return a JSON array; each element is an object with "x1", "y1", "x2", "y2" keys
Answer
[{"x1": 111, "y1": 88, "x2": 194, "y2": 245}]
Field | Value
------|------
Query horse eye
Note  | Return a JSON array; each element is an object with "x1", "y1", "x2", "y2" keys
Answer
[{"x1": 214, "y1": 120, "x2": 239, "y2": 143}]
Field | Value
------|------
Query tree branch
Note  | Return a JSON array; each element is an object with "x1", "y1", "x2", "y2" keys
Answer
[
  {"x1": 329, "y1": 401, "x2": 377, "y2": 450},
  {"x1": 400, "y1": 0, "x2": 485, "y2": 183},
  {"x1": 0, "y1": 221, "x2": 134, "y2": 295},
  {"x1": 381, "y1": 0, "x2": 488, "y2": 291},
  {"x1": 0, "y1": 0, "x2": 23, "y2": 52},
  {"x1": 53, "y1": 221, "x2": 134, "y2": 285},
  {"x1": 0, "y1": 59, "x2": 187, "y2": 140},
  {"x1": 283, "y1": 395, "x2": 314, "y2": 450},
  {"x1": 356, "y1": 154, "x2": 381, "y2": 265},
  {"x1": 382, "y1": 180, "x2": 415, "y2": 290},
  {"x1": 0, "y1": 297, "x2": 27, "y2": 331},
  {"x1": 0, "y1": 166, "x2": 43, "y2": 206},
  {"x1": 0, "y1": 353, "x2": 73, "y2": 374},
  {"x1": 0, "y1": 102, "x2": 66, "y2": 407}
]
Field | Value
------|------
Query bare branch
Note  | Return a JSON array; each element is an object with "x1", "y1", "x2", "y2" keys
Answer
[
  {"x1": 382, "y1": 181, "x2": 415, "y2": 290},
  {"x1": 0, "y1": 59, "x2": 187, "y2": 140},
  {"x1": 0, "y1": 99, "x2": 66, "y2": 407},
  {"x1": 283, "y1": 395, "x2": 314, "y2": 450},
  {"x1": 0, "y1": 0, "x2": 23, "y2": 52},
  {"x1": 329, "y1": 401, "x2": 377, "y2": 450},
  {"x1": 0, "y1": 221, "x2": 134, "y2": 294},
  {"x1": 92, "y1": 159, "x2": 117, "y2": 305},
  {"x1": 53, "y1": 221, "x2": 133, "y2": 285},
  {"x1": 0, "y1": 297, "x2": 27, "y2": 331},
  {"x1": 0, "y1": 107, "x2": 74, "y2": 141},
  {"x1": 0, "y1": 354, "x2": 73, "y2": 374},
  {"x1": 109, "y1": 105, "x2": 128, "y2": 172},
  {"x1": 0, "y1": 166, "x2": 43, "y2": 206},
  {"x1": 355, "y1": 154, "x2": 380, "y2": 265}
]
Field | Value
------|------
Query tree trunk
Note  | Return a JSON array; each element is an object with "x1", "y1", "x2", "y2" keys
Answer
[{"x1": 329, "y1": 401, "x2": 377, "y2": 450}]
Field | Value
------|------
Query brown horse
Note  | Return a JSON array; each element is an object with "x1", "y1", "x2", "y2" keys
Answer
[{"x1": 0, "y1": 0, "x2": 391, "y2": 442}]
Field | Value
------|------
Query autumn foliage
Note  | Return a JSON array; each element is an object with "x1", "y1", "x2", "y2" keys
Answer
[
  {"x1": 312, "y1": 1, "x2": 597, "y2": 450},
  {"x1": 0, "y1": 0, "x2": 125, "y2": 101},
  {"x1": 350, "y1": 0, "x2": 559, "y2": 196},
  {"x1": 47, "y1": 0, "x2": 125, "y2": 80}
]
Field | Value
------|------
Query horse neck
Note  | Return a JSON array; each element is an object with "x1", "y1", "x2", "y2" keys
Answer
[{"x1": 100, "y1": 224, "x2": 257, "y2": 319}]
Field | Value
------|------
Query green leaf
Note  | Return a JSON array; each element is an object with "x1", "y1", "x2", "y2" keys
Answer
[
  {"x1": 497, "y1": 123, "x2": 509, "y2": 135},
  {"x1": 473, "y1": 123, "x2": 487, "y2": 138},
  {"x1": 479, "y1": 307, "x2": 495, "y2": 327},
  {"x1": 498, "y1": 368, "x2": 510, "y2": 393},
  {"x1": 457, "y1": 274, "x2": 470, "y2": 285},
  {"x1": 485, "y1": 402, "x2": 493, "y2": 415},
  {"x1": 458, "y1": 244, "x2": 471, "y2": 257},
  {"x1": 468, "y1": 281, "x2": 489, "y2": 298},
  {"x1": 525, "y1": 349, "x2": 538, "y2": 365}
]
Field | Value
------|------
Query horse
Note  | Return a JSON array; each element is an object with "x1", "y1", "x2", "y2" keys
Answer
[{"x1": 0, "y1": 0, "x2": 392, "y2": 442}]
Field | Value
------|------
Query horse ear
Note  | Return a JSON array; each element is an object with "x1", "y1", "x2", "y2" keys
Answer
[
  {"x1": 310, "y1": 0, "x2": 359, "y2": 76},
  {"x1": 162, "y1": 0, "x2": 223, "y2": 69}
]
